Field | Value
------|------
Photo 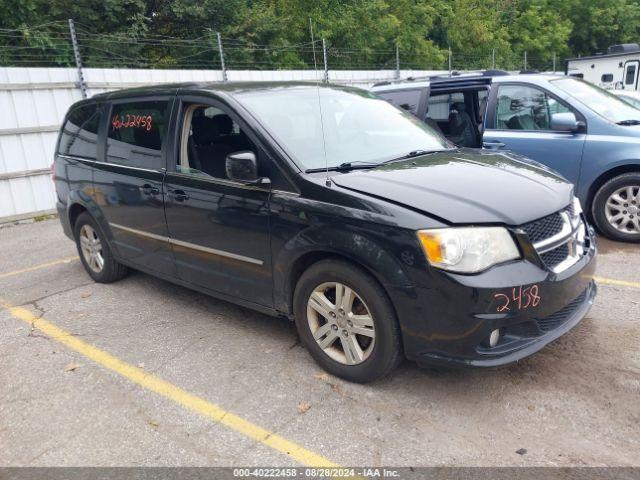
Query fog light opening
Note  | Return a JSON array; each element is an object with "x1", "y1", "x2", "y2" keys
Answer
[{"x1": 488, "y1": 329, "x2": 501, "y2": 348}]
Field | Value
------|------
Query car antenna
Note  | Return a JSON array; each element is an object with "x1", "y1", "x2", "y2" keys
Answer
[{"x1": 309, "y1": 17, "x2": 331, "y2": 187}]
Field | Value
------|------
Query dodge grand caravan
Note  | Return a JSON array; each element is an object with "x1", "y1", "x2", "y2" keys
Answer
[
  {"x1": 54, "y1": 82, "x2": 597, "y2": 383},
  {"x1": 373, "y1": 73, "x2": 640, "y2": 243}
]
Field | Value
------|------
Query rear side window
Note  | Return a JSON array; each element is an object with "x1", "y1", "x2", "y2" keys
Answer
[
  {"x1": 379, "y1": 89, "x2": 422, "y2": 115},
  {"x1": 601, "y1": 73, "x2": 614, "y2": 83},
  {"x1": 106, "y1": 100, "x2": 171, "y2": 170},
  {"x1": 58, "y1": 104, "x2": 101, "y2": 160},
  {"x1": 427, "y1": 92, "x2": 464, "y2": 120}
]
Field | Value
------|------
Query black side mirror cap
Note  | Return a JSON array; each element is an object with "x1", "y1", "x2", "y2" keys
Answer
[{"x1": 225, "y1": 151, "x2": 270, "y2": 185}]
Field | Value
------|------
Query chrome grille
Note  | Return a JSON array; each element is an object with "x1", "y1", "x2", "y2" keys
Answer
[
  {"x1": 521, "y1": 212, "x2": 565, "y2": 244},
  {"x1": 520, "y1": 198, "x2": 589, "y2": 273},
  {"x1": 540, "y1": 243, "x2": 569, "y2": 270}
]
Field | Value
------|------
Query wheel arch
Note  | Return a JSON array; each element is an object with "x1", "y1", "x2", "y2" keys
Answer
[
  {"x1": 284, "y1": 250, "x2": 407, "y2": 350},
  {"x1": 286, "y1": 251, "x2": 378, "y2": 314},
  {"x1": 66, "y1": 188, "x2": 113, "y2": 235},
  {"x1": 274, "y1": 228, "x2": 413, "y2": 317},
  {"x1": 68, "y1": 202, "x2": 88, "y2": 234},
  {"x1": 585, "y1": 163, "x2": 640, "y2": 219}
]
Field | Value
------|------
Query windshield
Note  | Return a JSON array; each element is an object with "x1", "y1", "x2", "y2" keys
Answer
[
  {"x1": 552, "y1": 77, "x2": 640, "y2": 123},
  {"x1": 617, "y1": 93, "x2": 640, "y2": 110},
  {"x1": 235, "y1": 86, "x2": 449, "y2": 170}
]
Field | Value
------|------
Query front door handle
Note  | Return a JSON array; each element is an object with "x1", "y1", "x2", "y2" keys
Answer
[
  {"x1": 140, "y1": 184, "x2": 160, "y2": 195},
  {"x1": 483, "y1": 141, "x2": 506, "y2": 149},
  {"x1": 171, "y1": 189, "x2": 190, "y2": 202}
]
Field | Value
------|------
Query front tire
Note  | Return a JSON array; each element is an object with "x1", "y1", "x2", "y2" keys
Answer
[
  {"x1": 293, "y1": 259, "x2": 402, "y2": 383},
  {"x1": 592, "y1": 173, "x2": 640, "y2": 242},
  {"x1": 74, "y1": 212, "x2": 128, "y2": 283}
]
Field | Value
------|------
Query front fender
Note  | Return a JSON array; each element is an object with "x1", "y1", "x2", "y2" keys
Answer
[
  {"x1": 579, "y1": 158, "x2": 640, "y2": 202},
  {"x1": 579, "y1": 133, "x2": 640, "y2": 199},
  {"x1": 273, "y1": 225, "x2": 415, "y2": 314}
]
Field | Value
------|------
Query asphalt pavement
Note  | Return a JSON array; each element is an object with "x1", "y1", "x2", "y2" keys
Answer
[{"x1": 1, "y1": 218, "x2": 638, "y2": 467}]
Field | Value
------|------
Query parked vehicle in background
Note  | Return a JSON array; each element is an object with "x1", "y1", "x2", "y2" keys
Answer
[
  {"x1": 54, "y1": 82, "x2": 597, "y2": 382},
  {"x1": 565, "y1": 44, "x2": 640, "y2": 90},
  {"x1": 373, "y1": 73, "x2": 640, "y2": 242},
  {"x1": 611, "y1": 89, "x2": 640, "y2": 109}
]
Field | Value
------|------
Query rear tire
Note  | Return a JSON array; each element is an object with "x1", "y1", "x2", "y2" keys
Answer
[
  {"x1": 592, "y1": 173, "x2": 640, "y2": 242},
  {"x1": 74, "y1": 212, "x2": 128, "y2": 283},
  {"x1": 293, "y1": 259, "x2": 402, "y2": 383}
]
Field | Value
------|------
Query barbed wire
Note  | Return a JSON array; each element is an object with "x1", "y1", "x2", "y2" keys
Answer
[{"x1": 0, "y1": 23, "x2": 563, "y2": 73}]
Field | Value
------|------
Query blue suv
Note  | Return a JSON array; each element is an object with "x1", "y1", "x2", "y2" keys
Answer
[{"x1": 373, "y1": 73, "x2": 640, "y2": 242}]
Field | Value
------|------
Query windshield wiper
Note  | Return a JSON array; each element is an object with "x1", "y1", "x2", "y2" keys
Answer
[
  {"x1": 305, "y1": 160, "x2": 379, "y2": 173},
  {"x1": 380, "y1": 148, "x2": 456, "y2": 165},
  {"x1": 305, "y1": 148, "x2": 456, "y2": 173},
  {"x1": 617, "y1": 119, "x2": 640, "y2": 125},
  {"x1": 336, "y1": 160, "x2": 380, "y2": 170}
]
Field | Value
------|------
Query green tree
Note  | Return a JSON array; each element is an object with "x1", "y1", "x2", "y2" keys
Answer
[
  {"x1": 1, "y1": 0, "x2": 640, "y2": 71},
  {"x1": 507, "y1": 0, "x2": 573, "y2": 70},
  {"x1": 561, "y1": 0, "x2": 640, "y2": 56}
]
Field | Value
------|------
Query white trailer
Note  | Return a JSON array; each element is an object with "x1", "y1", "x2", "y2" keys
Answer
[{"x1": 565, "y1": 44, "x2": 640, "y2": 90}]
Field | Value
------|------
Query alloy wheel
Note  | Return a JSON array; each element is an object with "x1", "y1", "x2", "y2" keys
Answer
[
  {"x1": 79, "y1": 224, "x2": 104, "y2": 273},
  {"x1": 306, "y1": 282, "x2": 375, "y2": 365},
  {"x1": 605, "y1": 185, "x2": 640, "y2": 234}
]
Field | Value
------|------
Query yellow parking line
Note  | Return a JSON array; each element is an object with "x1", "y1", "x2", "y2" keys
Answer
[
  {"x1": 593, "y1": 276, "x2": 640, "y2": 289},
  {"x1": 0, "y1": 256, "x2": 78, "y2": 280},
  {"x1": 0, "y1": 298, "x2": 337, "y2": 467}
]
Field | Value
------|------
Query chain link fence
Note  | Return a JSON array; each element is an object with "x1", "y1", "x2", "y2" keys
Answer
[{"x1": 0, "y1": 20, "x2": 564, "y2": 78}]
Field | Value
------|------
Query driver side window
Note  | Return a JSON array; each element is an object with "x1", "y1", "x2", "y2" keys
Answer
[
  {"x1": 495, "y1": 85, "x2": 571, "y2": 131},
  {"x1": 179, "y1": 104, "x2": 257, "y2": 180}
]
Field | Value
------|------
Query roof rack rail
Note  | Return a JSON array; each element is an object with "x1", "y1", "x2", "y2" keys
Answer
[
  {"x1": 482, "y1": 69, "x2": 510, "y2": 76},
  {"x1": 372, "y1": 69, "x2": 511, "y2": 88}
]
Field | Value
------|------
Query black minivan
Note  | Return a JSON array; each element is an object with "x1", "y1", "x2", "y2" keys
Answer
[{"x1": 54, "y1": 82, "x2": 597, "y2": 383}]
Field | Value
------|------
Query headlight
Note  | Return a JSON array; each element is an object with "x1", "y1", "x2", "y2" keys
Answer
[{"x1": 417, "y1": 227, "x2": 520, "y2": 273}]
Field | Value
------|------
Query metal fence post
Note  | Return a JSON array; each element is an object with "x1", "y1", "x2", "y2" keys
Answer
[
  {"x1": 216, "y1": 32, "x2": 227, "y2": 83},
  {"x1": 492, "y1": 49, "x2": 495, "y2": 69},
  {"x1": 68, "y1": 19, "x2": 87, "y2": 99},
  {"x1": 448, "y1": 46, "x2": 452, "y2": 74},
  {"x1": 395, "y1": 42, "x2": 400, "y2": 79},
  {"x1": 552, "y1": 52, "x2": 556, "y2": 73},
  {"x1": 524, "y1": 51, "x2": 527, "y2": 71},
  {"x1": 322, "y1": 38, "x2": 328, "y2": 83}
]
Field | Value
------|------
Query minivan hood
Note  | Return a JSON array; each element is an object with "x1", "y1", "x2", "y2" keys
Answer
[{"x1": 331, "y1": 150, "x2": 573, "y2": 225}]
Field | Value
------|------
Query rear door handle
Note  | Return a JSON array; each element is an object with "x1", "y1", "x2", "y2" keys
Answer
[
  {"x1": 171, "y1": 189, "x2": 190, "y2": 202},
  {"x1": 483, "y1": 141, "x2": 506, "y2": 149},
  {"x1": 140, "y1": 184, "x2": 160, "y2": 195}
]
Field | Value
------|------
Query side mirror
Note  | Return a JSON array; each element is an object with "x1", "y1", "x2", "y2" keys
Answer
[
  {"x1": 550, "y1": 112, "x2": 580, "y2": 132},
  {"x1": 225, "y1": 151, "x2": 270, "y2": 185}
]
